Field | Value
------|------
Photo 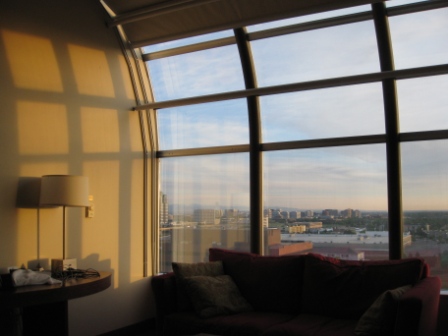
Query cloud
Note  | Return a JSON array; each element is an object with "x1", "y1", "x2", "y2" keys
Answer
[
  {"x1": 390, "y1": 8, "x2": 448, "y2": 69},
  {"x1": 157, "y1": 99, "x2": 249, "y2": 149},
  {"x1": 149, "y1": 45, "x2": 244, "y2": 101}
]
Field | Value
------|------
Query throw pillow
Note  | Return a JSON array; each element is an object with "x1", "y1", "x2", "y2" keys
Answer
[
  {"x1": 301, "y1": 253, "x2": 424, "y2": 319},
  {"x1": 355, "y1": 285, "x2": 411, "y2": 336},
  {"x1": 172, "y1": 261, "x2": 224, "y2": 311},
  {"x1": 209, "y1": 247, "x2": 306, "y2": 314},
  {"x1": 184, "y1": 274, "x2": 253, "y2": 318}
]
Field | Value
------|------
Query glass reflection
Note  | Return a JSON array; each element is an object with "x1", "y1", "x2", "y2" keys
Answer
[
  {"x1": 402, "y1": 140, "x2": 448, "y2": 288},
  {"x1": 159, "y1": 154, "x2": 250, "y2": 272}
]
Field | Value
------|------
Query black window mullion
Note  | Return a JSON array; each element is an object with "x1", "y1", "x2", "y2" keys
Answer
[
  {"x1": 234, "y1": 27, "x2": 263, "y2": 255},
  {"x1": 372, "y1": 2, "x2": 403, "y2": 260}
]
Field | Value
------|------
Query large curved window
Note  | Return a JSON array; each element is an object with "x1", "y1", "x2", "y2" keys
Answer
[{"x1": 138, "y1": 1, "x2": 448, "y2": 286}]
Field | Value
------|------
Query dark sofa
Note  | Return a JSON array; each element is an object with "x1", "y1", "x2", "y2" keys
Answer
[{"x1": 151, "y1": 248, "x2": 441, "y2": 336}]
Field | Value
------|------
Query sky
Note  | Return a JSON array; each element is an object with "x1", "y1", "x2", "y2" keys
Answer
[{"x1": 146, "y1": 2, "x2": 448, "y2": 213}]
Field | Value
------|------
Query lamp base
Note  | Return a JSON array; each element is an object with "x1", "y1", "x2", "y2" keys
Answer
[{"x1": 51, "y1": 258, "x2": 77, "y2": 273}]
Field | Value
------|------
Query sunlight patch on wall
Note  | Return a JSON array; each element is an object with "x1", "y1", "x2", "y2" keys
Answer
[
  {"x1": 17, "y1": 101, "x2": 69, "y2": 155},
  {"x1": 1, "y1": 30, "x2": 63, "y2": 92},
  {"x1": 68, "y1": 44, "x2": 115, "y2": 97},
  {"x1": 82, "y1": 161, "x2": 119, "y2": 288},
  {"x1": 80, "y1": 107, "x2": 120, "y2": 153}
]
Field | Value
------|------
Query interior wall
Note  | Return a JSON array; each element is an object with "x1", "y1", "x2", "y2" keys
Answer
[{"x1": 0, "y1": 1, "x2": 154, "y2": 335}]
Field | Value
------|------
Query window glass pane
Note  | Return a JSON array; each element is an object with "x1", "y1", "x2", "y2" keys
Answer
[
  {"x1": 401, "y1": 140, "x2": 448, "y2": 289},
  {"x1": 251, "y1": 21, "x2": 379, "y2": 87},
  {"x1": 261, "y1": 83, "x2": 384, "y2": 143},
  {"x1": 159, "y1": 154, "x2": 250, "y2": 272},
  {"x1": 157, "y1": 99, "x2": 249, "y2": 150},
  {"x1": 247, "y1": 5, "x2": 371, "y2": 32},
  {"x1": 147, "y1": 45, "x2": 245, "y2": 101},
  {"x1": 263, "y1": 145, "x2": 389, "y2": 260},
  {"x1": 397, "y1": 75, "x2": 448, "y2": 132},
  {"x1": 389, "y1": 8, "x2": 448, "y2": 69},
  {"x1": 141, "y1": 31, "x2": 233, "y2": 53}
]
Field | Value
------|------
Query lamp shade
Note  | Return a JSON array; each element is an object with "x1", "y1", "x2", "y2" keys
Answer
[{"x1": 40, "y1": 175, "x2": 89, "y2": 207}]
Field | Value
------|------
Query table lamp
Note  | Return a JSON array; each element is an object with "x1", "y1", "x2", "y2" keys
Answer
[{"x1": 40, "y1": 175, "x2": 89, "y2": 273}]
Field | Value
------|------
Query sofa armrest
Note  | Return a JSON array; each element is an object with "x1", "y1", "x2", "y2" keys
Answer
[
  {"x1": 151, "y1": 272, "x2": 178, "y2": 331},
  {"x1": 394, "y1": 276, "x2": 441, "y2": 336}
]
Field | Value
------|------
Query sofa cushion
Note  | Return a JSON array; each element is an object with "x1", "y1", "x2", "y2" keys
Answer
[
  {"x1": 354, "y1": 285, "x2": 411, "y2": 336},
  {"x1": 184, "y1": 274, "x2": 253, "y2": 318},
  {"x1": 172, "y1": 261, "x2": 224, "y2": 311},
  {"x1": 209, "y1": 248, "x2": 306, "y2": 314},
  {"x1": 301, "y1": 253, "x2": 425, "y2": 319}
]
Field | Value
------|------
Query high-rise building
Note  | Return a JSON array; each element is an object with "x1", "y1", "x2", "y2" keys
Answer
[
  {"x1": 160, "y1": 192, "x2": 169, "y2": 225},
  {"x1": 271, "y1": 209, "x2": 283, "y2": 219},
  {"x1": 322, "y1": 209, "x2": 339, "y2": 217},
  {"x1": 281, "y1": 210, "x2": 290, "y2": 219},
  {"x1": 341, "y1": 208, "x2": 353, "y2": 218},
  {"x1": 264, "y1": 209, "x2": 272, "y2": 219},
  {"x1": 302, "y1": 210, "x2": 314, "y2": 218},
  {"x1": 290, "y1": 211, "x2": 301, "y2": 219}
]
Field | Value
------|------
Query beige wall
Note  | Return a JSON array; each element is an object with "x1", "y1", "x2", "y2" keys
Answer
[{"x1": 0, "y1": 1, "x2": 154, "y2": 334}]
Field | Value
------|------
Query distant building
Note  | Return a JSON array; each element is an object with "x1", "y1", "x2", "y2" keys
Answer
[
  {"x1": 322, "y1": 209, "x2": 339, "y2": 217},
  {"x1": 193, "y1": 209, "x2": 220, "y2": 225},
  {"x1": 341, "y1": 208, "x2": 353, "y2": 218},
  {"x1": 290, "y1": 211, "x2": 301, "y2": 219},
  {"x1": 281, "y1": 210, "x2": 290, "y2": 219},
  {"x1": 264, "y1": 209, "x2": 272, "y2": 219},
  {"x1": 288, "y1": 225, "x2": 306, "y2": 233},
  {"x1": 302, "y1": 210, "x2": 314, "y2": 217},
  {"x1": 160, "y1": 192, "x2": 169, "y2": 225},
  {"x1": 302, "y1": 222, "x2": 323, "y2": 230},
  {"x1": 271, "y1": 209, "x2": 283, "y2": 219}
]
